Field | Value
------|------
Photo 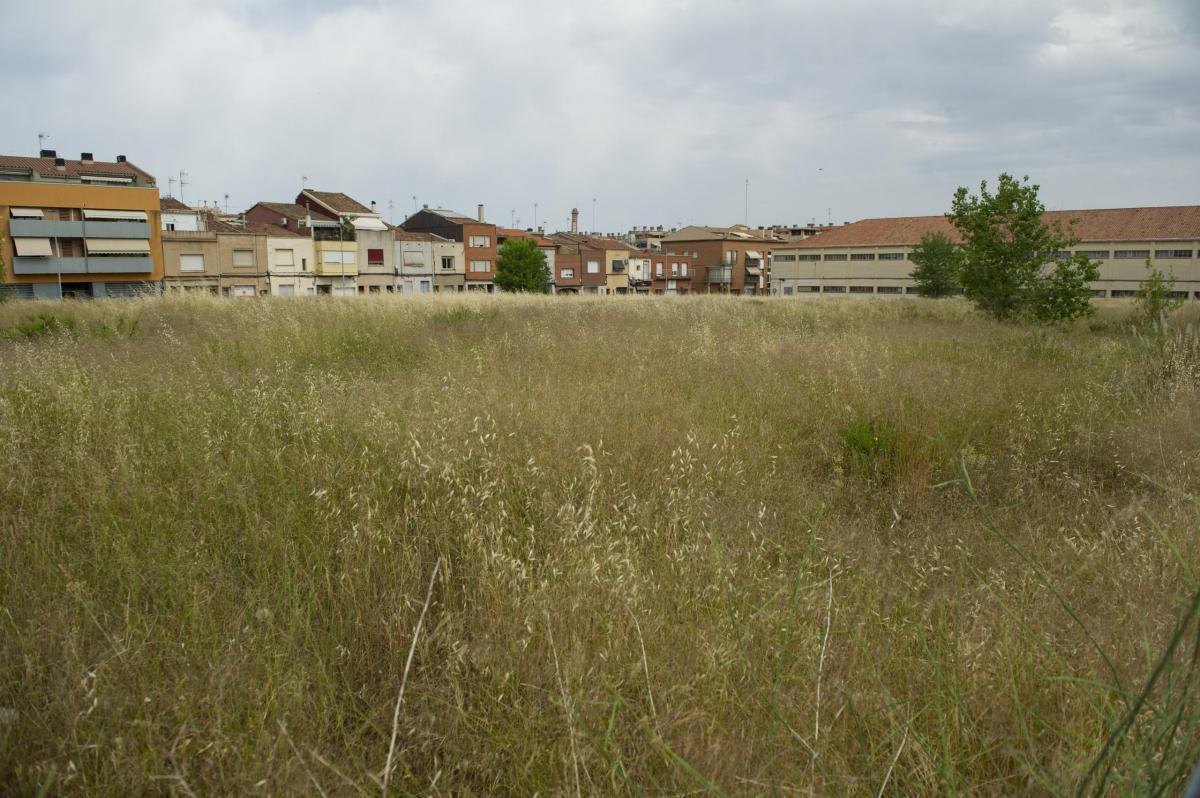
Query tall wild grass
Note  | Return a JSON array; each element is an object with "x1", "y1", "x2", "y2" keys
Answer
[{"x1": 0, "y1": 295, "x2": 1198, "y2": 795}]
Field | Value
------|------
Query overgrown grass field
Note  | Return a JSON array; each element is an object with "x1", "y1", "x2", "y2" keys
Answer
[{"x1": 1, "y1": 295, "x2": 1199, "y2": 796}]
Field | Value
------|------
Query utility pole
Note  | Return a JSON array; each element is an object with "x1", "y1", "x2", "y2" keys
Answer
[{"x1": 745, "y1": 178, "x2": 749, "y2": 226}]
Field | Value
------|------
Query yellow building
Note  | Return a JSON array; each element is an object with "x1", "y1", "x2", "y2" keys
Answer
[
  {"x1": 770, "y1": 207, "x2": 1200, "y2": 299},
  {"x1": 0, "y1": 151, "x2": 163, "y2": 299}
]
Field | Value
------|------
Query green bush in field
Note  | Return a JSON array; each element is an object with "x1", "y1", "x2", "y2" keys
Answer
[{"x1": 14, "y1": 312, "x2": 74, "y2": 338}]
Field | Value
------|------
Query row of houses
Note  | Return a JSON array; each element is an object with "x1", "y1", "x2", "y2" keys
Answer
[{"x1": 1, "y1": 151, "x2": 1198, "y2": 300}]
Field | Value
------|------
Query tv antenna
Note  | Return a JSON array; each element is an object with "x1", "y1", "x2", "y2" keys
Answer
[
  {"x1": 37, "y1": 132, "x2": 50, "y2": 152},
  {"x1": 388, "y1": 199, "x2": 394, "y2": 224},
  {"x1": 223, "y1": 193, "x2": 230, "y2": 214},
  {"x1": 178, "y1": 171, "x2": 189, "y2": 204},
  {"x1": 168, "y1": 176, "x2": 176, "y2": 197}
]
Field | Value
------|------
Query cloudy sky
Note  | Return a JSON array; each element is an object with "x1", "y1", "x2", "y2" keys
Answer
[{"x1": 2, "y1": 0, "x2": 1197, "y2": 232}]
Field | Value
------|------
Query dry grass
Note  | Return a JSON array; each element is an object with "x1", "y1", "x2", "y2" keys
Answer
[{"x1": 0, "y1": 294, "x2": 1198, "y2": 796}]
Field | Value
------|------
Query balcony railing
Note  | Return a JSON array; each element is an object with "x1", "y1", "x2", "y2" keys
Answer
[
  {"x1": 9, "y1": 219, "x2": 151, "y2": 239},
  {"x1": 708, "y1": 266, "x2": 733, "y2": 284}
]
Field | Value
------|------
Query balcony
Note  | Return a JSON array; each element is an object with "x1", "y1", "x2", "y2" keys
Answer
[
  {"x1": 708, "y1": 266, "x2": 733, "y2": 284},
  {"x1": 9, "y1": 219, "x2": 151, "y2": 239},
  {"x1": 13, "y1": 256, "x2": 153, "y2": 275}
]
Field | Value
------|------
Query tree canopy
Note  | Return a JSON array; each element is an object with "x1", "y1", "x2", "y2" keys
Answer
[
  {"x1": 909, "y1": 231, "x2": 963, "y2": 298},
  {"x1": 495, "y1": 238, "x2": 551, "y2": 293},
  {"x1": 948, "y1": 173, "x2": 1098, "y2": 323}
]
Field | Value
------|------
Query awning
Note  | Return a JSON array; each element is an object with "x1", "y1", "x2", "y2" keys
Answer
[
  {"x1": 746, "y1": 266, "x2": 762, "y2": 276},
  {"x1": 402, "y1": 252, "x2": 426, "y2": 266},
  {"x1": 14, "y1": 237, "x2": 52, "y2": 256},
  {"x1": 351, "y1": 216, "x2": 388, "y2": 231},
  {"x1": 82, "y1": 209, "x2": 148, "y2": 221},
  {"x1": 10, "y1": 207, "x2": 44, "y2": 218},
  {"x1": 85, "y1": 238, "x2": 151, "y2": 255},
  {"x1": 745, "y1": 250, "x2": 762, "y2": 259}
]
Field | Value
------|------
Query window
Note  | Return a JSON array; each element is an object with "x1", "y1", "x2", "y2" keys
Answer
[
  {"x1": 560, "y1": 268, "x2": 575, "y2": 279},
  {"x1": 233, "y1": 249, "x2": 254, "y2": 267},
  {"x1": 784, "y1": 286, "x2": 794, "y2": 296},
  {"x1": 849, "y1": 285, "x2": 874, "y2": 293},
  {"x1": 468, "y1": 235, "x2": 491, "y2": 248},
  {"x1": 1166, "y1": 291, "x2": 1188, "y2": 300},
  {"x1": 1156, "y1": 250, "x2": 1194, "y2": 259},
  {"x1": 470, "y1": 260, "x2": 491, "y2": 273},
  {"x1": 612, "y1": 259, "x2": 626, "y2": 272},
  {"x1": 655, "y1": 263, "x2": 663, "y2": 277},
  {"x1": 681, "y1": 263, "x2": 688, "y2": 277},
  {"x1": 233, "y1": 285, "x2": 255, "y2": 298},
  {"x1": 278, "y1": 284, "x2": 295, "y2": 297},
  {"x1": 798, "y1": 254, "x2": 821, "y2": 262},
  {"x1": 1111, "y1": 290, "x2": 1137, "y2": 298},
  {"x1": 904, "y1": 286, "x2": 920, "y2": 294},
  {"x1": 1050, "y1": 251, "x2": 1072, "y2": 260},
  {"x1": 1077, "y1": 250, "x2": 1110, "y2": 259},
  {"x1": 587, "y1": 260, "x2": 600, "y2": 274},
  {"x1": 671, "y1": 263, "x2": 679, "y2": 277},
  {"x1": 822, "y1": 285, "x2": 847, "y2": 293},
  {"x1": 420, "y1": 281, "x2": 431, "y2": 293},
  {"x1": 878, "y1": 253, "x2": 905, "y2": 261},
  {"x1": 724, "y1": 251, "x2": 735, "y2": 264},
  {"x1": 823, "y1": 254, "x2": 848, "y2": 261},
  {"x1": 850, "y1": 253, "x2": 876, "y2": 261},
  {"x1": 367, "y1": 248, "x2": 384, "y2": 265},
  {"x1": 368, "y1": 285, "x2": 381, "y2": 294},
  {"x1": 441, "y1": 256, "x2": 455, "y2": 270},
  {"x1": 876, "y1": 286, "x2": 903, "y2": 294},
  {"x1": 166, "y1": 223, "x2": 176, "y2": 231},
  {"x1": 1114, "y1": 250, "x2": 1150, "y2": 259},
  {"x1": 180, "y1": 254, "x2": 205, "y2": 272},
  {"x1": 276, "y1": 249, "x2": 294, "y2": 266},
  {"x1": 321, "y1": 250, "x2": 355, "y2": 265},
  {"x1": 1091, "y1": 289, "x2": 1108, "y2": 298},
  {"x1": 774, "y1": 254, "x2": 797, "y2": 262}
]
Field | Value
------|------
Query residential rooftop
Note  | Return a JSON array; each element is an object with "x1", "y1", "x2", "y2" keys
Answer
[{"x1": 0, "y1": 152, "x2": 155, "y2": 186}]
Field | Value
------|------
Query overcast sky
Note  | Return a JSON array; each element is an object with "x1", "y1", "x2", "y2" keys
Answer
[{"x1": 2, "y1": 0, "x2": 1197, "y2": 232}]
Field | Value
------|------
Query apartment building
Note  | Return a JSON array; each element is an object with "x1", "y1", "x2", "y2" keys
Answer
[
  {"x1": 162, "y1": 217, "x2": 271, "y2": 297},
  {"x1": 497, "y1": 228, "x2": 557, "y2": 292},
  {"x1": 649, "y1": 252, "x2": 697, "y2": 295},
  {"x1": 628, "y1": 226, "x2": 669, "y2": 252},
  {"x1": 250, "y1": 222, "x2": 315, "y2": 297},
  {"x1": 394, "y1": 231, "x2": 435, "y2": 294},
  {"x1": 770, "y1": 206, "x2": 1200, "y2": 298},
  {"x1": 401, "y1": 205, "x2": 497, "y2": 292},
  {"x1": 548, "y1": 233, "x2": 632, "y2": 294},
  {"x1": 161, "y1": 196, "x2": 205, "y2": 232},
  {"x1": 627, "y1": 252, "x2": 654, "y2": 293},
  {"x1": 659, "y1": 225, "x2": 780, "y2": 295},
  {"x1": 246, "y1": 200, "x2": 357, "y2": 295},
  {"x1": 0, "y1": 150, "x2": 162, "y2": 299},
  {"x1": 296, "y1": 190, "x2": 392, "y2": 295}
]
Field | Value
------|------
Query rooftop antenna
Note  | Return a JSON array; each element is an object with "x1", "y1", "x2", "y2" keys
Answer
[
  {"x1": 223, "y1": 193, "x2": 230, "y2": 214},
  {"x1": 744, "y1": 178, "x2": 749, "y2": 226},
  {"x1": 168, "y1": 176, "x2": 176, "y2": 197},
  {"x1": 178, "y1": 171, "x2": 189, "y2": 204},
  {"x1": 534, "y1": 202, "x2": 539, "y2": 231},
  {"x1": 412, "y1": 195, "x2": 418, "y2": 213},
  {"x1": 37, "y1": 132, "x2": 50, "y2": 153},
  {"x1": 592, "y1": 197, "x2": 597, "y2": 233},
  {"x1": 388, "y1": 199, "x2": 394, "y2": 224},
  {"x1": 301, "y1": 175, "x2": 308, "y2": 189},
  {"x1": 511, "y1": 209, "x2": 516, "y2": 227}
]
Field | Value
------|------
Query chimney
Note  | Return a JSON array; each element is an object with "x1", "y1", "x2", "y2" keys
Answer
[
  {"x1": 116, "y1": 155, "x2": 127, "y2": 163},
  {"x1": 370, "y1": 200, "x2": 377, "y2": 213},
  {"x1": 571, "y1": 207, "x2": 579, "y2": 234},
  {"x1": 477, "y1": 203, "x2": 485, "y2": 222},
  {"x1": 54, "y1": 157, "x2": 66, "y2": 171},
  {"x1": 80, "y1": 152, "x2": 93, "y2": 163},
  {"x1": 39, "y1": 149, "x2": 56, "y2": 158}
]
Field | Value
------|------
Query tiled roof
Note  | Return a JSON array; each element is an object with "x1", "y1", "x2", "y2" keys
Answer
[
  {"x1": 787, "y1": 206, "x2": 1200, "y2": 248},
  {"x1": 426, "y1": 209, "x2": 481, "y2": 225},
  {"x1": 160, "y1": 196, "x2": 194, "y2": 212},
  {"x1": 301, "y1": 190, "x2": 374, "y2": 215},
  {"x1": 662, "y1": 225, "x2": 783, "y2": 244},
  {"x1": 0, "y1": 154, "x2": 154, "y2": 183},
  {"x1": 498, "y1": 227, "x2": 555, "y2": 247},
  {"x1": 244, "y1": 221, "x2": 304, "y2": 238},
  {"x1": 395, "y1": 230, "x2": 437, "y2": 242},
  {"x1": 250, "y1": 202, "x2": 314, "y2": 222},
  {"x1": 549, "y1": 233, "x2": 629, "y2": 251}
]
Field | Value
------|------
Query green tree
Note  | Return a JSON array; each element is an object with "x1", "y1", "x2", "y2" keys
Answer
[
  {"x1": 494, "y1": 237, "x2": 550, "y2": 293},
  {"x1": 948, "y1": 173, "x2": 1099, "y2": 323},
  {"x1": 909, "y1": 231, "x2": 963, "y2": 297},
  {"x1": 1133, "y1": 258, "x2": 1182, "y2": 330}
]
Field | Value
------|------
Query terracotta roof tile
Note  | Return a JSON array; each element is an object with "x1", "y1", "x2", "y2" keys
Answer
[
  {"x1": 788, "y1": 206, "x2": 1200, "y2": 248},
  {"x1": 300, "y1": 190, "x2": 374, "y2": 215},
  {"x1": 160, "y1": 196, "x2": 194, "y2": 212},
  {"x1": 0, "y1": 154, "x2": 154, "y2": 184}
]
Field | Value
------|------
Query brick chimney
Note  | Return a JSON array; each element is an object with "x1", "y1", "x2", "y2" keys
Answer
[{"x1": 571, "y1": 207, "x2": 579, "y2": 234}]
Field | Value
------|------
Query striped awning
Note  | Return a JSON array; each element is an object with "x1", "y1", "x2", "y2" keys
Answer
[
  {"x1": 14, "y1": 237, "x2": 52, "y2": 256},
  {"x1": 85, "y1": 238, "x2": 151, "y2": 255},
  {"x1": 82, "y1": 209, "x2": 148, "y2": 221}
]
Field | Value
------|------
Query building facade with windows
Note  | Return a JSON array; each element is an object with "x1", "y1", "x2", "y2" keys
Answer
[
  {"x1": 770, "y1": 207, "x2": 1200, "y2": 299},
  {"x1": 245, "y1": 200, "x2": 357, "y2": 295},
  {"x1": 295, "y1": 190, "x2": 392, "y2": 295},
  {"x1": 395, "y1": 231, "x2": 435, "y2": 294},
  {"x1": 0, "y1": 151, "x2": 163, "y2": 300},
  {"x1": 497, "y1": 228, "x2": 557, "y2": 293},
  {"x1": 659, "y1": 225, "x2": 780, "y2": 295},
  {"x1": 649, "y1": 253, "x2": 697, "y2": 295},
  {"x1": 401, "y1": 206, "x2": 497, "y2": 292}
]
